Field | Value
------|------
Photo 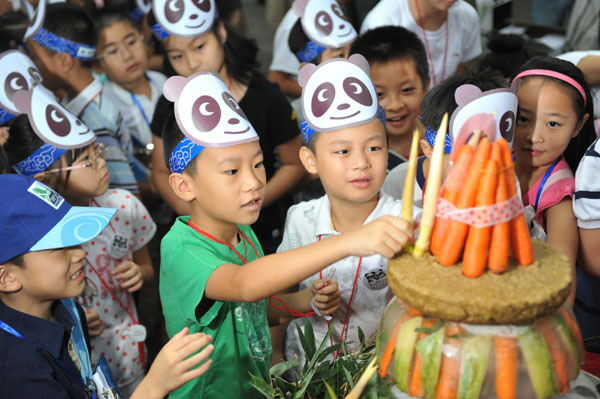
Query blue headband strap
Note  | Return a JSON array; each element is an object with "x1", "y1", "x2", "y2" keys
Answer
[
  {"x1": 129, "y1": 8, "x2": 146, "y2": 22},
  {"x1": 169, "y1": 136, "x2": 204, "y2": 173},
  {"x1": 152, "y1": 23, "x2": 170, "y2": 40},
  {"x1": 302, "y1": 105, "x2": 387, "y2": 144},
  {"x1": 12, "y1": 142, "x2": 67, "y2": 176},
  {"x1": 31, "y1": 27, "x2": 96, "y2": 61},
  {"x1": 425, "y1": 125, "x2": 453, "y2": 154},
  {"x1": 0, "y1": 107, "x2": 15, "y2": 124},
  {"x1": 296, "y1": 41, "x2": 326, "y2": 63}
]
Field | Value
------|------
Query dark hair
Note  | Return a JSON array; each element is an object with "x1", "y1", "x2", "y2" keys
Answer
[
  {"x1": 420, "y1": 69, "x2": 508, "y2": 133},
  {"x1": 0, "y1": 12, "x2": 28, "y2": 52},
  {"x1": 479, "y1": 32, "x2": 550, "y2": 80},
  {"x1": 94, "y1": 9, "x2": 142, "y2": 38},
  {"x1": 146, "y1": 15, "x2": 259, "y2": 85},
  {"x1": 350, "y1": 26, "x2": 429, "y2": 89},
  {"x1": 288, "y1": 19, "x2": 322, "y2": 64},
  {"x1": 3, "y1": 115, "x2": 86, "y2": 190},
  {"x1": 515, "y1": 56, "x2": 596, "y2": 173},
  {"x1": 162, "y1": 113, "x2": 198, "y2": 176},
  {"x1": 5, "y1": 254, "x2": 24, "y2": 267},
  {"x1": 42, "y1": 2, "x2": 97, "y2": 68}
]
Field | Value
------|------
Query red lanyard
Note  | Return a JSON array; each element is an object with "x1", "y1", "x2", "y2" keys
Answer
[
  {"x1": 187, "y1": 219, "x2": 316, "y2": 319},
  {"x1": 414, "y1": 0, "x2": 449, "y2": 87},
  {"x1": 77, "y1": 89, "x2": 103, "y2": 119},
  {"x1": 318, "y1": 234, "x2": 362, "y2": 359}
]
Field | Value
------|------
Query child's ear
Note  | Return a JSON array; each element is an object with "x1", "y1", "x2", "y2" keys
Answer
[
  {"x1": 573, "y1": 113, "x2": 590, "y2": 138},
  {"x1": 419, "y1": 139, "x2": 433, "y2": 159},
  {"x1": 216, "y1": 21, "x2": 227, "y2": 46},
  {"x1": 168, "y1": 172, "x2": 196, "y2": 202},
  {"x1": 299, "y1": 146, "x2": 318, "y2": 174},
  {"x1": 34, "y1": 171, "x2": 58, "y2": 187},
  {"x1": 57, "y1": 52, "x2": 75, "y2": 72},
  {"x1": 0, "y1": 265, "x2": 22, "y2": 293}
]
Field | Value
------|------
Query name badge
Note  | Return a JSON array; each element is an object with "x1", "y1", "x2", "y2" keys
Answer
[
  {"x1": 108, "y1": 235, "x2": 128, "y2": 259},
  {"x1": 364, "y1": 268, "x2": 387, "y2": 290},
  {"x1": 123, "y1": 324, "x2": 147, "y2": 342}
]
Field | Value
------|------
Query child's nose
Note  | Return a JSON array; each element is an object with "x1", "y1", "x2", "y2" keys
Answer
[{"x1": 352, "y1": 151, "x2": 370, "y2": 169}]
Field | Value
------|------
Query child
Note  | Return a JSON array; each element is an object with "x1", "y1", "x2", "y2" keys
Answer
[
  {"x1": 159, "y1": 71, "x2": 413, "y2": 399},
  {"x1": 350, "y1": 26, "x2": 429, "y2": 170},
  {"x1": 287, "y1": 0, "x2": 357, "y2": 129},
  {"x1": 95, "y1": 10, "x2": 167, "y2": 187},
  {"x1": 148, "y1": 0, "x2": 305, "y2": 253},
  {"x1": 5, "y1": 107, "x2": 156, "y2": 395},
  {"x1": 268, "y1": 6, "x2": 302, "y2": 98},
  {"x1": 383, "y1": 70, "x2": 508, "y2": 205},
  {"x1": 512, "y1": 56, "x2": 597, "y2": 305},
  {"x1": 25, "y1": 2, "x2": 139, "y2": 194},
  {"x1": 279, "y1": 55, "x2": 416, "y2": 364},
  {"x1": 360, "y1": 0, "x2": 481, "y2": 89},
  {"x1": 0, "y1": 174, "x2": 214, "y2": 399}
]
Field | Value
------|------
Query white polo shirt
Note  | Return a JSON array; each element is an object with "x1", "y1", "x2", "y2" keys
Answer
[
  {"x1": 279, "y1": 191, "x2": 419, "y2": 362},
  {"x1": 269, "y1": 7, "x2": 300, "y2": 77}
]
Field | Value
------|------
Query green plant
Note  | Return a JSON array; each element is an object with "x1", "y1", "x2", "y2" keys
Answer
[{"x1": 251, "y1": 318, "x2": 393, "y2": 398}]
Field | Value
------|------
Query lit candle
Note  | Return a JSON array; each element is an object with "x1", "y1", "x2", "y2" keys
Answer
[
  {"x1": 413, "y1": 113, "x2": 448, "y2": 257},
  {"x1": 401, "y1": 129, "x2": 420, "y2": 223}
]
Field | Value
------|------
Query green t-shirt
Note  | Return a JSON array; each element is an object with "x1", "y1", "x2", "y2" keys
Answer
[{"x1": 160, "y1": 216, "x2": 273, "y2": 399}]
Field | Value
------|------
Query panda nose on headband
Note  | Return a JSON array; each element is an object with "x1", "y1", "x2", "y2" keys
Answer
[
  {"x1": 190, "y1": 14, "x2": 198, "y2": 19},
  {"x1": 337, "y1": 103, "x2": 350, "y2": 110},
  {"x1": 228, "y1": 118, "x2": 240, "y2": 125}
]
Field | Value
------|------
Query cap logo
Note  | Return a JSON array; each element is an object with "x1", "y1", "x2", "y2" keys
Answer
[{"x1": 27, "y1": 180, "x2": 64, "y2": 210}]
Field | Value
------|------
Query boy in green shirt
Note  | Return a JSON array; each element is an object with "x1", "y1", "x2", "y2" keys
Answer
[{"x1": 159, "y1": 72, "x2": 414, "y2": 399}]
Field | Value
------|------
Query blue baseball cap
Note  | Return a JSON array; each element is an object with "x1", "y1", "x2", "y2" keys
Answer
[{"x1": 0, "y1": 175, "x2": 117, "y2": 264}]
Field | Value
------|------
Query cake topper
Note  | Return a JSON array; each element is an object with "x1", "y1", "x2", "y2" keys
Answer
[
  {"x1": 152, "y1": 0, "x2": 216, "y2": 38},
  {"x1": 292, "y1": 0, "x2": 357, "y2": 50},
  {"x1": 299, "y1": 54, "x2": 380, "y2": 135}
]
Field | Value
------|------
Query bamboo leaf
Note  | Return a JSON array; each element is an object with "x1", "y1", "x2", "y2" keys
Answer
[
  {"x1": 295, "y1": 368, "x2": 317, "y2": 398},
  {"x1": 323, "y1": 380, "x2": 337, "y2": 399},
  {"x1": 270, "y1": 360, "x2": 298, "y2": 377},
  {"x1": 303, "y1": 317, "x2": 317, "y2": 361},
  {"x1": 249, "y1": 372, "x2": 276, "y2": 397}
]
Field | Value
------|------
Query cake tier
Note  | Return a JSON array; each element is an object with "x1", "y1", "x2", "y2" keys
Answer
[{"x1": 387, "y1": 240, "x2": 571, "y2": 324}]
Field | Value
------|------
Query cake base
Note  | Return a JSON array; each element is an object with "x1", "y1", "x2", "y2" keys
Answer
[{"x1": 387, "y1": 240, "x2": 571, "y2": 324}]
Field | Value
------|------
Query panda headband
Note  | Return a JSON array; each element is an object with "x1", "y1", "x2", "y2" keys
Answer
[
  {"x1": 0, "y1": 50, "x2": 44, "y2": 123},
  {"x1": 11, "y1": 84, "x2": 96, "y2": 175},
  {"x1": 151, "y1": 0, "x2": 217, "y2": 40},
  {"x1": 299, "y1": 54, "x2": 384, "y2": 142},
  {"x1": 291, "y1": 0, "x2": 357, "y2": 63},
  {"x1": 164, "y1": 72, "x2": 259, "y2": 173}
]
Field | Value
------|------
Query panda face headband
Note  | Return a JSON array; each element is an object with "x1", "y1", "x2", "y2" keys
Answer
[
  {"x1": 151, "y1": 0, "x2": 216, "y2": 40},
  {"x1": 299, "y1": 54, "x2": 383, "y2": 142},
  {"x1": 164, "y1": 72, "x2": 259, "y2": 173},
  {"x1": 11, "y1": 83, "x2": 96, "y2": 175},
  {"x1": 0, "y1": 50, "x2": 44, "y2": 123},
  {"x1": 291, "y1": 0, "x2": 357, "y2": 63}
]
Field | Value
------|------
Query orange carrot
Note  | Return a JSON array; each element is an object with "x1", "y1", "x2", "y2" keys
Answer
[
  {"x1": 557, "y1": 306, "x2": 584, "y2": 352},
  {"x1": 488, "y1": 170, "x2": 511, "y2": 273},
  {"x1": 438, "y1": 138, "x2": 491, "y2": 266},
  {"x1": 495, "y1": 336, "x2": 518, "y2": 399},
  {"x1": 431, "y1": 145, "x2": 475, "y2": 256},
  {"x1": 537, "y1": 318, "x2": 570, "y2": 393},
  {"x1": 462, "y1": 159, "x2": 498, "y2": 278},
  {"x1": 497, "y1": 139, "x2": 534, "y2": 265},
  {"x1": 434, "y1": 323, "x2": 462, "y2": 399},
  {"x1": 409, "y1": 319, "x2": 436, "y2": 397},
  {"x1": 379, "y1": 320, "x2": 404, "y2": 378}
]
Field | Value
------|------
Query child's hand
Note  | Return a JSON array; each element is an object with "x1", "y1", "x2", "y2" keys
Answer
[
  {"x1": 345, "y1": 216, "x2": 413, "y2": 259},
  {"x1": 132, "y1": 327, "x2": 214, "y2": 399},
  {"x1": 112, "y1": 261, "x2": 143, "y2": 292},
  {"x1": 85, "y1": 308, "x2": 105, "y2": 338},
  {"x1": 311, "y1": 279, "x2": 341, "y2": 316}
]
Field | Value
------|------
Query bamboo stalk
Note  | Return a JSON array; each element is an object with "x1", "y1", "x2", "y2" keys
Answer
[
  {"x1": 345, "y1": 357, "x2": 378, "y2": 399},
  {"x1": 413, "y1": 113, "x2": 448, "y2": 257},
  {"x1": 401, "y1": 129, "x2": 421, "y2": 223}
]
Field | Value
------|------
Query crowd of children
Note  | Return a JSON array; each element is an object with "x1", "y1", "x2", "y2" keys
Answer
[{"x1": 1, "y1": 0, "x2": 600, "y2": 398}]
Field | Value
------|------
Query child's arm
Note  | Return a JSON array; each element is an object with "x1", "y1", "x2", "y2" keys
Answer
[
  {"x1": 84, "y1": 308, "x2": 105, "y2": 338},
  {"x1": 130, "y1": 327, "x2": 214, "y2": 399},
  {"x1": 205, "y1": 216, "x2": 412, "y2": 303},
  {"x1": 578, "y1": 228, "x2": 600, "y2": 278},
  {"x1": 545, "y1": 199, "x2": 578, "y2": 306},
  {"x1": 112, "y1": 246, "x2": 154, "y2": 293}
]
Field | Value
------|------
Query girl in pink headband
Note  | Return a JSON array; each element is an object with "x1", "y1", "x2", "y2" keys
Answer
[{"x1": 511, "y1": 56, "x2": 596, "y2": 305}]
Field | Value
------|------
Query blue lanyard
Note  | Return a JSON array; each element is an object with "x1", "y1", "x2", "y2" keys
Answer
[
  {"x1": 534, "y1": 158, "x2": 561, "y2": 211},
  {"x1": 130, "y1": 74, "x2": 155, "y2": 127},
  {"x1": 0, "y1": 299, "x2": 97, "y2": 398}
]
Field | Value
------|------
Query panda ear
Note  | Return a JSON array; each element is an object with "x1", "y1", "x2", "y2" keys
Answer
[
  {"x1": 292, "y1": 0, "x2": 309, "y2": 17},
  {"x1": 348, "y1": 54, "x2": 370, "y2": 75},
  {"x1": 163, "y1": 76, "x2": 188, "y2": 102},
  {"x1": 298, "y1": 63, "x2": 317, "y2": 88},
  {"x1": 454, "y1": 84, "x2": 482, "y2": 106},
  {"x1": 12, "y1": 89, "x2": 32, "y2": 114}
]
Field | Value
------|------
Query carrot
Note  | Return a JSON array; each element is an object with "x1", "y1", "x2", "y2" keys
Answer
[
  {"x1": 537, "y1": 318, "x2": 570, "y2": 393},
  {"x1": 497, "y1": 139, "x2": 534, "y2": 265},
  {"x1": 434, "y1": 323, "x2": 462, "y2": 399},
  {"x1": 462, "y1": 159, "x2": 498, "y2": 278},
  {"x1": 488, "y1": 170, "x2": 511, "y2": 273},
  {"x1": 379, "y1": 320, "x2": 404, "y2": 378},
  {"x1": 431, "y1": 144, "x2": 475, "y2": 256},
  {"x1": 409, "y1": 319, "x2": 436, "y2": 397},
  {"x1": 438, "y1": 138, "x2": 491, "y2": 266},
  {"x1": 495, "y1": 336, "x2": 518, "y2": 399},
  {"x1": 557, "y1": 306, "x2": 584, "y2": 354}
]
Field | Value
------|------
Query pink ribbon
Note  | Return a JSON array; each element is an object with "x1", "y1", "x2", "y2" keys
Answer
[{"x1": 436, "y1": 194, "x2": 524, "y2": 228}]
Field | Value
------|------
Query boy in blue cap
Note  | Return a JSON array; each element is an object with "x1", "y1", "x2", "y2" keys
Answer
[{"x1": 0, "y1": 175, "x2": 214, "y2": 398}]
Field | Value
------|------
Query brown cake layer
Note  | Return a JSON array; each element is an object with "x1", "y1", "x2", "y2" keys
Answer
[{"x1": 387, "y1": 240, "x2": 571, "y2": 325}]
